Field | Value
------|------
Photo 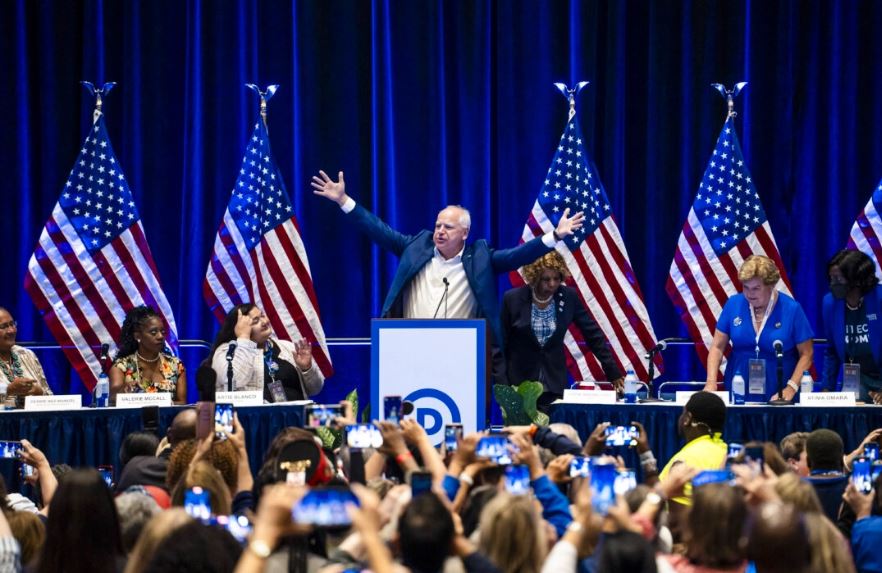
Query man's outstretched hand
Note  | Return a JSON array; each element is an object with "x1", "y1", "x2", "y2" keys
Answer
[
  {"x1": 555, "y1": 207, "x2": 585, "y2": 239},
  {"x1": 311, "y1": 170, "x2": 348, "y2": 206}
]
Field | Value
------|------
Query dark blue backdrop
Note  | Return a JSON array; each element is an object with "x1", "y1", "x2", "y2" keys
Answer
[{"x1": 2, "y1": 1, "x2": 882, "y2": 404}]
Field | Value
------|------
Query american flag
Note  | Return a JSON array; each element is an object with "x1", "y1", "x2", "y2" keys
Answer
[
  {"x1": 203, "y1": 118, "x2": 333, "y2": 377},
  {"x1": 666, "y1": 116, "x2": 793, "y2": 369},
  {"x1": 510, "y1": 112, "x2": 662, "y2": 382},
  {"x1": 848, "y1": 180, "x2": 882, "y2": 279},
  {"x1": 24, "y1": 113, "x2": 180, "y2": 390}
]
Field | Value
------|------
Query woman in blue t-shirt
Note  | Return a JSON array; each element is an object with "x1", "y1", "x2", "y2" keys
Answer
[
  {"x1": 704, "y1": 255, "x2": 814, "y2": 402},
  {"x1": 822, "y1": 249, "x2": 882, "y2": 403}
]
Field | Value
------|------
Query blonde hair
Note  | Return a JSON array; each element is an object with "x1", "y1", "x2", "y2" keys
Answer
[
  {"x1": 774, "y1": 473, "x2": 823, "y2": 514},
  {"x1": 8, "y1": 510, "x2": 45, "y2": 567},
  {"x1": 738, "y1": 255, "x2": 780, "y2": 286},
  {"x1": 169, "y1": 460, "x2": 233, "y2": 516},
  {"x1": 803, "y1": 512, "x2": 856, "y2": 573},
  {"x1": 123, "y1": 509, "x2": 193, "y2": 573},
  {"x1": 523, "y1": 251, "x2": 570, "y2": 288},
  {"x1": 478, "y1": 494, "x2": 546, "y2": 573}
]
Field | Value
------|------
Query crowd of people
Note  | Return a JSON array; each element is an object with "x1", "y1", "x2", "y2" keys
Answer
[{"x1": 0, "y1": 392, "x2": 876, "y2": 572}]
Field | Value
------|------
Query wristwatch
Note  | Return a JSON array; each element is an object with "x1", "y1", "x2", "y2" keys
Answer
[{"x1": 248, "y1": 539, "x2": 273, "y2": 559}]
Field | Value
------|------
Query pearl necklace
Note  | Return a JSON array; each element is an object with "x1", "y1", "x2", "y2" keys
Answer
[
  {"x1": 846, "y1": 298, "x2": 864, "y2": 311},
  {"x1": 136, "y1": 351, "x2": 160, "y2": 363},
  {"x1": 532, "y1": 291, "x2": 553, "y2": 305}
]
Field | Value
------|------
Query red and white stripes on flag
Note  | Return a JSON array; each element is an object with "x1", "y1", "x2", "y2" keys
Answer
[
  {"x1": 24, "y1": 114, "x2": 179, "y2": 390},
  {"x1": 666, "y1": 117, "x2": 793, "y2": 369},
  {"x1": 511, "y1": 114, "x2": 662, "y2": 382},
  {"x1": 203, "y1": 119, "x2": 333, "y2": 377},
  {"x1": 848, "y1": 181, "x2": 882, "y2": 279}
]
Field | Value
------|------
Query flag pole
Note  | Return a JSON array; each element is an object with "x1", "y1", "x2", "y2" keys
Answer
[
  {"x1": 80, "y1": 81, "x2": 117, "y2": 123},
  {"x1": 553, "y1": 81, "x2": 590, "y2": 120},
  {"x1": 246, "y1": 84, "x2": 280, "y2": 128},
  {"x1": 711, "y1": 81, "x2": 748, "y2": 121}
]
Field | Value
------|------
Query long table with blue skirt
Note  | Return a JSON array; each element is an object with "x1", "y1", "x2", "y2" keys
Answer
[
  {"x1": 550, "y1": 402, "x2": 882, "y2": 468},
  {"x1": 0, "y1": 403, "x2": 305, "y2": 491}
]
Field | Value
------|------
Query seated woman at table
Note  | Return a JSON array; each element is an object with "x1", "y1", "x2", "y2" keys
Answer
[
  {"x1": 703, "y1": 255, "x2": 814, "y2": 402},
  {"x1": 822, "y1": 249, "x2": 882, "y2": 403},
  {"x1": 209, "y1": 304, "x2": 324, "y2": 402},
  {"x1": 109, "y1": 306, "x2": 187, "y2": 404},
  {"x1": 0, "y1": 306, "x2": 52, "y2": 398}
]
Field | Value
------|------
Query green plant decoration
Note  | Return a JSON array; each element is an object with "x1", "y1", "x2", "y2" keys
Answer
[
  {"x1": 492, "y1": 381, "x2": 550, "y2": 427},
  {"x1": 315, "y1": 388, "x2": 361, "y2": 450}
]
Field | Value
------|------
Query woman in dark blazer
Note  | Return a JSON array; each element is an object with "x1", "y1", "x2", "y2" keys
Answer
[
  {"x1": 822, "y1": 249, "x2": 882, "y2": 403},
  {"x1": 501, "y1": 251, "x2": 623, "y2": 407}
]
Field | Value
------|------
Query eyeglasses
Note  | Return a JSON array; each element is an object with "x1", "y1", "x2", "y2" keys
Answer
[{"x1": 0, "y1": 320, "x2": 17, "y2": 331}]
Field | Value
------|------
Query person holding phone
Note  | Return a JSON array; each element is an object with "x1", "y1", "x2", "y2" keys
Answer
[
  {"x1": 704, "y1": 255, "x2": 814, "y2": 402},
  {"x1": 501, "y1": 251, "x2": 623, "y2": 406},
  {"x1": 110, "y1": 305, "x2": 187, "y2": 404},
  {"x1": 0, "y1": 306, "x2": 52, "y2": 399},
  {"x1": 209, "y1": 304, "x2": 324, "y2": 402},
  {"x1": 822, "y1": 249, "x2": 882, "y2": 403}
]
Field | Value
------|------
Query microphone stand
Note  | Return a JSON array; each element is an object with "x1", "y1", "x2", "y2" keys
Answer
[
  {"x1": 767, "y1": 344, "x2": 789, "y2": 405},
  {"x1": 433, "y1": 278, "x2": 450, "y2": 319},
  {"x1": 226, "y1": 348, "x2": 235, "y2": 393},
  {"x1": 639, "y1": 343, "x2": 664, "y2": 403},
  {"x1": 91, "y1": 343, "x2": 109, "y2": 408}
]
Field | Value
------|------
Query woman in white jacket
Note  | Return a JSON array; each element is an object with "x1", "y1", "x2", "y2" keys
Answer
[{"x1": 210, "y1": 304, "x2": 324, "y2": 402}]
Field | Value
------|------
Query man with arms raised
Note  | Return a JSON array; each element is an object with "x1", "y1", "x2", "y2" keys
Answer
[{"x1": 311, "y1": 170, "x2": 585, "y2": 363}]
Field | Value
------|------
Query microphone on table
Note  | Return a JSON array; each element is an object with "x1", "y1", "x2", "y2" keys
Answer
[
  {"x1": 98, "y1": 343, "x2": 110, "y2": 374},
  {"x1": 773, "y1": 340, "x2": 784, "y2": 359},
  {"x1": 644, "y1": 340, "x2": 667, "y2": 359},
  {"x1": 769, "y1": 339, "x2": 788, "y2": 405},
  {"x1": 641, "y1": 340, "x2": 668, "y2": 403},
  {"x1": 225, "y1": 342, "x2": 237, "y2": 392},
  {"x1": 433, "y1": 277, "x2": 451, "y2": 319}
]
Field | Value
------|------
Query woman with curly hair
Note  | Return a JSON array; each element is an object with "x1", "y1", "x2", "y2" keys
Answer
[
  {"x1": 501, "y1": 251, "x2": 622, "y2": 408},
  {"x1": 109, "y1": 306, "x2": 187, "y2": 404}
]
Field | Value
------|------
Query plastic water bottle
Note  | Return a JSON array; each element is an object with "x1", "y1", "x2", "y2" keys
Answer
[
  {"x1": 94, "y1": 372, "x2": 109, "y2": 408},
  {"x1": 623, "y1": 370, "x2": 638, "y2": 404},
  {"x1": 800, "y1": 370, "x2": 813, "y2": 402},
  {"x1": 731, "y1": 371, "x2": 746, "y2": 405}
]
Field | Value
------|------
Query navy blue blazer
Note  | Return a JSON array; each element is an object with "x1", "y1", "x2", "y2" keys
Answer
[
  {"x1": 346, "y1": 203, "x2": 553, "y2": 346},
  {"x1": 501, "y1": 285, "x2": 622, "y2": 394},
  {"x1": 821, "y1": 285, "x2": 882, "y2": 390}
]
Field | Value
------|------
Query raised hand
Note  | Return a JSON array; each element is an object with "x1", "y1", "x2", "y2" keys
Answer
[
  {"x1": 233, "y1": 309, "x2": 252, "y2": 340},
  {"x1": 311, "y1": 170, "x2": 348, "y2": 206},
  {"x1": 293, "y1": 338, "x2": 313, "y2": 371},
  {"x1": 554, "y1": 207, "x2": 586, "y2": 239}
]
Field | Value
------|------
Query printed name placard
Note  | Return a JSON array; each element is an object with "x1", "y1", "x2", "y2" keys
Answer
[
  {"x1": 215, "y1": 391, "x2": 263, "y2": 406},
  {"x1": 675, "y1": 391, "x2": 731, "y2": 405},
  {"x1": 801, "y1": 392, "x2": 856, "y2": 408},
  {"x1": 562, "y1": 389, "x2": 618, "y2": 404},
  {"x1": 115, "y1": 393, "x2": 173, "y2": 408},
  {"x1": 24, "y1": 395, "x2": 82, "y2": 411}
]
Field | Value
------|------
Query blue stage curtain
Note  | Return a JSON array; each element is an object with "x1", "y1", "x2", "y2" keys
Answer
[{"x1": 3, "y1": 1, "x2": 882, "y2": 403}]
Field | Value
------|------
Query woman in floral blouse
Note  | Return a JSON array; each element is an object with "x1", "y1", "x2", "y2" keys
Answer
[{"x1": 109, "y1": 306, "x2": 187, "y2": 404}]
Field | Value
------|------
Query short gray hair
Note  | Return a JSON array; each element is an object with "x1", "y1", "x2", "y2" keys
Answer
[
  {"x1": 444, "y1": 205, "x2": 471, "y2": 230},
  {"x1": 115, "y1": 491, "x2": 161, "y2": 552}
]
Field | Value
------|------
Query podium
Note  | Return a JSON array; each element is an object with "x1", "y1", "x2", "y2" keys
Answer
[{"x1": 371, "y1": 319, "x2": 488, "y2": 442}]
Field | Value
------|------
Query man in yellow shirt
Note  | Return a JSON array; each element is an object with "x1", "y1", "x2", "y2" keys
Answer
[{"x1": 658, "y1": 391, "x2": 728, "y2": 540}]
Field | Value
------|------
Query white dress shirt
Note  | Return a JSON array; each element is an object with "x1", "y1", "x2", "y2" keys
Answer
[
  {"x1": 402, "y1": 246, "x2": 477, "y2": 319},
  {"x1": 341, "y1": 196, "x2": 558, "y2": 319}
]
